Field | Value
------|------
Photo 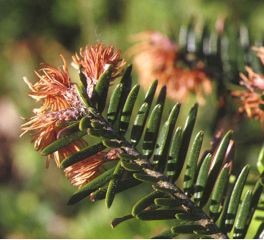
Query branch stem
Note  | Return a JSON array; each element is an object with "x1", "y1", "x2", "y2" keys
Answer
[{"x1": 89, "y1": 109, "x2": 228, "y2": 239}]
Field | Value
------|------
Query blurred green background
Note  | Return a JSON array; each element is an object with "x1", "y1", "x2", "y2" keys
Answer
[{"x1": 0, "y1": 0, "x2": 264, "y2": 238}]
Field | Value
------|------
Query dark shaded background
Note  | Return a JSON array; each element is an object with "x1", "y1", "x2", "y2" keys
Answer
[{"x1": 0, "y1": 0, "x2": 263, "y2": 238}]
